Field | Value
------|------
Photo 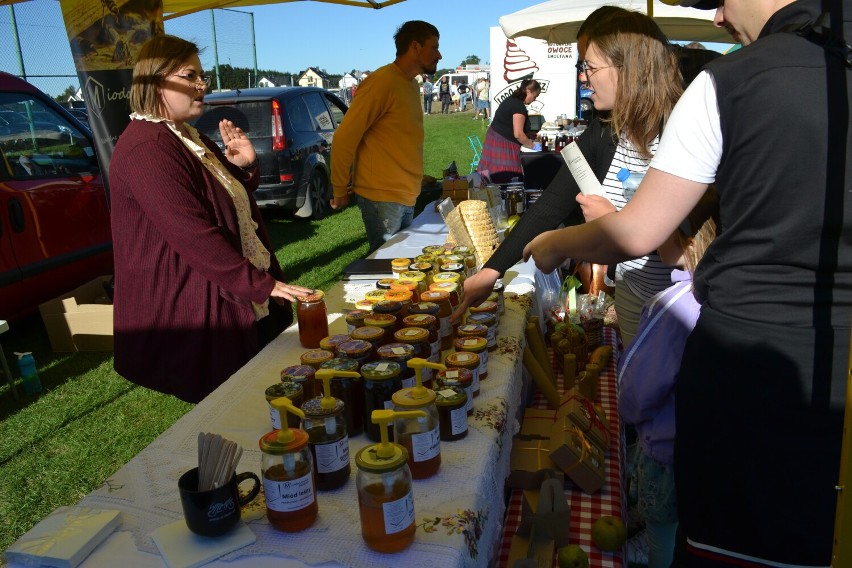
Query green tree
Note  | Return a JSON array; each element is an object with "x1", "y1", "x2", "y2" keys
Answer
[
  {"x1": 54, "y1": 85, "x2": 78, "y2": 103},
  {"x1": 461, "y1": 55, "x2": 481, "y2": 66}
]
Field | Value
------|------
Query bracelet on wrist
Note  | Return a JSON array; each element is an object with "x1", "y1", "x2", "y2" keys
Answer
[{"x1": 241, "y1": 159, "x2": 259, "y2": 171}]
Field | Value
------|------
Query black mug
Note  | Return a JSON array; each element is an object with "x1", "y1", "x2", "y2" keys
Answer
[{"x1": 178, "y1": 467, "x2": 261, "y2": 537}]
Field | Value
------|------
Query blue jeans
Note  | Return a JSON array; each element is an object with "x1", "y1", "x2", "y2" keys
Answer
[
  {"x1": 460, "y1": 93, "x2": 469, "y2": 111},
  {"x1": 633, "y1": 450, "x2": 678, "y2": 568},
  {"x1": 423, "y1": 95, "x2": 432, "y2": 114},
  {"x1": 356, "y1": 196, "x2": 414, "y2": 253}
]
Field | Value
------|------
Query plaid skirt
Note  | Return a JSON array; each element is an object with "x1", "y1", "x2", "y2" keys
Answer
[{"x1": 478, "y1": 127, "x2": 523, "y2": 182}]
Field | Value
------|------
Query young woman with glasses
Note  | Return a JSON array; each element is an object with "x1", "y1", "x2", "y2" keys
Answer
[{"x1": 109, "y1": 34, "x2": 312, "y2": 403}]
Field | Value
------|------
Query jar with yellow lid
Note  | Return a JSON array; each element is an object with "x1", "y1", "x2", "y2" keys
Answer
[
  {"x1": 372, "y1": 300, "x2": 404, "y2": 329},
  {"x1": 445, "y1": 351, "x2": 481, "y2": 397},
  {"x1": 376, "y1": 278, "x2": 396, "y2": 290},
  {"x1": 454, "y1": 336, "x2": 489, "y2": 382},
  {"x1": 360, "y1": 361, "x2": 404, "y2": 442},
  {"x1": 383, "y1": 290, "x2": 413, "y2": 319},
  {"x1": 279, "y1": 364, "x2": 318, "y2": 400},
  {"x1": 303, "y1": 370, "x2": 352, "y2": 491},
  {"x1": 418, "y1": 290, "x2": 453, "y2": 351},
  {"x1": 432, "y1": 271, "x2": 461, "y2": 287},
  {"x1": 429, "y1": 281, "x2": 461, "y2": 308},
  {"x1": 422, "y1": 245, "x2": 444, "y2": 256},
  {"x1": 350, "y1": 325, "x2": 385, "y2": 352},
  {"x1": 399, "y1": 270, "x2": 427, "y2": 298},
  {"x1": 439, "y1": 262, "x2": 466, "y2": 284},
  {"x1": 466, "y1": 311, "x2": 497, "y2": 351},
  {"x1": 435, "y1": 386, "x2": 468, "y2": 441},
  {"x1": 336, "y1": 339, "x2": 374, "y2": 366},
  {"x1": 444, "y1": 254, "x2": 465, "y2": 266},
  {"x1": 354, "y1": 299, "x2": 376, "y2": 312},
  {"x1": 319, "y1": 334, "x2": 351, "y2": 355},
  {"x1": 391, "y1": 358, "x2": 445, "y2": 479},
  {"x1": 402, "y1": 314, "x2": 440, "y2": 365},
  {"x1": 389, "y1": 280, "x2": 419, "y2": 304},
  {"x1": 391, "y1": 258, "x2": 411, "y2": 278},
  {"x1": 299, "y1": 350, "x2": 333, "y2": 372},
  {"x1": 318, "y1": 358, "x2": 364, "y2": 436},
  {"x1": 363, "y1": 312, "x2": 398, "y2": 347},
  {"x1": 356, "y1": 409, "x2": 421, "y2": 552},
  {"x1": 408, "y1": 261, "x2": 434, "y2": 285},
  {"x1": 364, "y1": 289, "x2": 389, "y2": 305},
  {"x1": 377, "y1": 342, "x2": 417, "y2": 388},
  {"x1": 486, "y1": 292, "x2": 501, "y2": 323},
  {"x1": 345, "y1": 309, "x2": 369, "y2": 334},
  {"x1": 266, "y1": 381, "x2": 304, "y2": 429},
  {"x1": 435, "y1": 368, "x2": 474, "y2": 414}
]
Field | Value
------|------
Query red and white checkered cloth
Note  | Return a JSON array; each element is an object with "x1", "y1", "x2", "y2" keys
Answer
[{"x1": 496, "y1": 326, "x2": 626, "y2": 568}]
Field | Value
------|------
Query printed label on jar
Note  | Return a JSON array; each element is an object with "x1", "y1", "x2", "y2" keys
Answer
[
  {"x1": 383, "y1": 489, "x2": 416, "y2": 535},
  {"x1": 410, "y1": 427, "x2": 440, "y2": 462},
  {"x1": 420, "y1": 366, "x2": 432, "y2": 383},
  {"x1": 439, "y1": 316, "x2": 451, "y2": 338},
  {"x1": 470, "y1": 367, "x2": 480, "y2": 393},
  {"x1": 263, "y1": 472, "x2": 315, "y2": 512},
  {"x1": 314, "y1": 437, "x2": 350, "y2": 474},
  {"x1": 430, "y1": 341, "x2": 441, "y2": 362},
  {"x1": 450, "y1": 406, "x2": 468, "y2": 435},
  {"x1": 269, "y1": 405, "x2": 282, "y2": 429},
  {"x1": 486, "y1": 327, "x2": 496, "y2": 348},
  {"x1": 465, "y1": 386, "x2": 474, "y2": 411},
  {"x1": 478, "y1": 354, "x2": 487, "y2": 378}
]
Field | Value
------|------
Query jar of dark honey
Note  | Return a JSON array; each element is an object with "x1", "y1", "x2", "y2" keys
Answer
[
  {"x1": 265, "y1": 381, "x2": 303, "y2": 429},
  {"x1": 445, "y1": 351, "x2": 481, "y2": 397},
  {"x1": 318, "y1": 358, "x2": 364, "y2": 436},
  {"x1": 281, "y1": 364, "x2": 317, "y2": 399},
  {"x1": 435, "y1": 386, "x2": 468, "y2": 441},
  {"x1": 296, "y1": 291, "x2": 329, "y2": 349},
  {"x1": 377, "y1": 342, "x2": 417, "y2": 388},
  {"x1": 303, "y1": 371, "x2": 352, "y2": 490},
  {"x1": 435, "y1": 368, "x2": 474, "y2": 415},
  {"x1": 363, "y1": 312, "x2": 398, "y2": 347},
  {"x1": 402, "y1": 314, "x2": 440, "y2": 365},
  {"x1": 350, "y1": 325, "x2": 385, "y2": 353},
  {"x1": 345, "y1": 310, "x2": 369, "y2": 334},
  {"x1": 391, "y1": 358, "x2": 445, "y2": 480},
  {"x1": 336, "y1": 339, "x2": 374, "y2": 366},
  {"x1": 360, "y1": 361, "x2": 403, "y2": 442},
  {"x1": 453, "y1": 336, "x2": 489, "y2": 382}
]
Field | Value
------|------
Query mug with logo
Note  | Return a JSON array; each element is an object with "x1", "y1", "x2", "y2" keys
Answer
[{"x1": 178, "y1": 467, "x2": 261, "y2": 537}]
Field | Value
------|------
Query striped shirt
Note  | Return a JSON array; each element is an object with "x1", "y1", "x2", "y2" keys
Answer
[{"x1": 604, "y1": 135, "x2": 673, "y2": 302}]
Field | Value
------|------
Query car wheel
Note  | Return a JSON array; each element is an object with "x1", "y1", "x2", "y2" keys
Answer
[{"x1": 308, "y1": 171, "x2": 329, "y2": 220}]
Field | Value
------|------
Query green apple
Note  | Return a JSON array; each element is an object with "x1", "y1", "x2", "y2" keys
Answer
[
  {"x1": 557, "y1": 544, "x2": 589, "y2": 568},
  {"x1": 590, "y1": 515, "x2": 627, "y2": 552}
]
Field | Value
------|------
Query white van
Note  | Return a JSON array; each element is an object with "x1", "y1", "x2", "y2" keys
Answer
[{"x1": 431, "y1": 71, "x2": 489, "y2": 100}]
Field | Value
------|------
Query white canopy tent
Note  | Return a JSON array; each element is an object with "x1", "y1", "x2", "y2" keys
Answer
[{"x1": 499, "y1": 0, "x2": 731, "y2": 44}]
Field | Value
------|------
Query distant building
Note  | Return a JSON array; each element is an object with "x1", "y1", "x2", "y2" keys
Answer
[
  {"x1": 298, "y1": 67, "x2": 333, "y2": 89},
  {"x1": 257, "y1": 76, "x2": 276, "y2": 88},
  {"x1": 338, "y1": 72, "x2": 358, "y2": 89}
]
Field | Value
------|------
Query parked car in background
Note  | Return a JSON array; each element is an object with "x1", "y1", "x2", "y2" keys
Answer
[
  {"x1": 0, "y1": 72, "x2": 112, "y2": 321},
  {"x1": 192, "y1": 86, "x2": 347, "y2": 220},
  {"x1": 578, "y1": 85, "x2": 595, "y2": 120},
  {"x1": 67, "y1": 108, "x2": 90, "y2": 130}
]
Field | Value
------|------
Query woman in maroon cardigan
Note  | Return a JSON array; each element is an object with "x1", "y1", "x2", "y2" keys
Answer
[{"x1": 109, "y1": 35, "x2": 311, "y2": 403}]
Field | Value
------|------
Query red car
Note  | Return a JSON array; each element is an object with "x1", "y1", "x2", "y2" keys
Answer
[{"x1": 0, "y1": 72, "x2": 112, "y2": 321}]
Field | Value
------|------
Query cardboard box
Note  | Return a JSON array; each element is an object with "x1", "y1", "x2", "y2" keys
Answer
[
  {"x1": 519, "y1": 408, "x2": 556, "y2": 438},
  {"x1": 508, "y1": 438, "x2": 564, "y2": 489},
  {"x1": 518, "y1": 478, "x2": 571, "y2": 548},
  {"x1": 556, "y1": 390, "x2": 610, "y2": 450},
  {"x1": 547, "y1": 417, "x2": 606, "y2": 494},
  {"x1": 39, "y1": 276, "x2": 113, "y2": 352}
]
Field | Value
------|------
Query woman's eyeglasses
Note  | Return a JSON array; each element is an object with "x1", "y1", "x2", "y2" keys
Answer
[
  {"x1": 172, "y1": 73, "x2": 211, "y2": 88},
  {"x1": 575, "y1": 60, "x2": 618, "y2": 77}
]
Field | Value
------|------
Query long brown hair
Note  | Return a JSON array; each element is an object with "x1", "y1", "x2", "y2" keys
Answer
[
  {"x1": 589, "y1": 14, "x2": 682, "y2": 158},
  {"x1": 130, "y1": 34, "x2": 200, "y2": 117}
]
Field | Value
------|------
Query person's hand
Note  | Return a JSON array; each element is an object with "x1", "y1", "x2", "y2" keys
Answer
[
  {"x1": 269, "y1": 280, "x2": 315, "y2": 304},
  {"x1": 218, "y1": 119, "x2": 256, "y2": 168},
  {"x1": 451, "y1": 268, "x2": 500, "y2": 323},
  {"x1": 523, "y1": 230, "x2": 565, "y2": 274},
  {"x1": 577, "y1": 193, "x2": 616, "y2": 222},
  {"x1": 331, "y1": 193, "x2": 350, "y2": 210}
]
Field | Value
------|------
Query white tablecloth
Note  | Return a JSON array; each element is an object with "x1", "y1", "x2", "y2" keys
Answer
[{"x1": 9, "y1": 205, "x2": 561, "y2": 568}]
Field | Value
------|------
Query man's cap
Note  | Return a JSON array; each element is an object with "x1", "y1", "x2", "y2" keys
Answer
[{"x1": 679, "y1": 0, "x2": 720, "y2": 10}]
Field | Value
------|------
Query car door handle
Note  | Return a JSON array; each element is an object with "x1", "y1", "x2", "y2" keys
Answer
[{"x1": 8, "y1": 198, "x2": 24, "y2": 233}]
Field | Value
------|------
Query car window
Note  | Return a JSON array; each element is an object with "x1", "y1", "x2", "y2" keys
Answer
[
  {"x1": 303, "y1": 92, "x2": 335, "y2": 132},
  {"x1": 322, "y1": 93, "x2": 347, "y2": 127},
  {"x1": 0, "y1": 93, "x2": 97, "y2": 179},
  {"x1": 287, "y1": 95, "x2": 313, "y2": 133},
  {"x1": 193, "y1": 102, "x2": 271, "y2": 140}
]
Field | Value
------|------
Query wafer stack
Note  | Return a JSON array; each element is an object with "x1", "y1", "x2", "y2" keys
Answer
[{"x1": 456, "y1": 200, "x2": 500, "y2": 266}]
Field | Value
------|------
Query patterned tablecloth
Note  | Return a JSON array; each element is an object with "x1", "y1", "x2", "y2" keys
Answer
[
  {"x1": 496, "y1": 326, "x2": 627, "y2": 568},
  {"x1": 13, "y1": 206, "x2": 563, "y2": 568}
]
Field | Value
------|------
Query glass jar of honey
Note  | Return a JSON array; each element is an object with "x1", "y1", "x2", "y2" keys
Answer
[
  {"x1": 296, "y1": 291, "x2": 329, "y2": 349},
  {"x1": 301, "y1": 381, "x2": 350, "y2": 491},
  {"x1": 422, "y1": 245, "x2": 445, "y2": 256},
  {"x1": 345, "y1": 309, "x2": 369, "y2": 334},
  {"x1": 319, "y1": 358, "x2": 363, "y2": 436},
  {"x1": 408, "y1": 262, "x2": 434, "y2": 286},
  {"x1": 260, "y1": 398, "x2": 316, "y2": 532},
  {"x1": 454, "y1": 336, "x2": 489, "y2": 382},
  {"x1": 319, "y1": 334, "x2": 351, "y2": 355},
  {"x1": 445, "y1": 351, "x2": 481, "y2": 397},
  {"x1": 364, "y1": 290, "x2": 388, "y2": 305},
  {"x1": 466, "y1": 312, "x2": 497, "y2": 352},
  {"x1": 429, "y1": 281, "x2": 461, "y2": 308},
  {"x1": 435, "y1": 368, "x2": 474, "y2": 415},
  {"x1": 282, "y1": 364, "x2": 318, "y2": 399},
  {"x1": 354, "y1": 299, "x2": 376, "y2": 312},
  {"x1": 383, "y1": 290, "x2": 413, "y2": 319},
  {"x1": 300, "y1": 349, "x2": 334, "y2": 371},
  {"x1": 376, "y1": 278, "x2": 396, "y2": 291},
  {"x1": 399, "y1": 271, "x2": 427, "y2": 298},
  {"x1": 389, "y1": 280, "x2": 419, "y2": 304},
  {"x1": 363, "y1": 313, "x2": 397, "y2": 347},
  {"x1": 439, "y1": 262, "x2": 466, "y2": 284},
  {"x1": 336, "y1": 339, "x2": 374, "y2": 366},
  {"x1": 265, "y1": 381, "x2": 304, "y2": 429},
  {"x1": 394, "y1": 327, "x2": 432, "y2": 383},
  {"x1": 493, "y1": 281, "x2": 505, "y2": 315},
  {"x1": 391, "y1": 258, "x2": 411, "y2": 278},
  {"x1": 377, "y1": 343, "x2": 417, "y2": 388},
  {"x1": 360, "y1": 361, "x2": 403, "y2": 442},
  {"x1": 402, "y1": 314, "x2": 440, "y2": 365},
  {"x1": 418, "y1": 290, "x2": 453, "y2": 351},
  {"x1": 356, "y1": 409, "x2": 419, "y2": 553},
  {"x1": 435, "y1": 386, "x2": 468, "y2": 441},
  {"x1": 457, "y1": 323, "x2": 488, "y2": 340},
  {"x1": 392, "y1": 376, "x2": 441, "y2": 479},
  {"x1": 469, "y1": 300, "x2": 499, "y2": 328},
  {"x1": 350, "y1": 325, "x2": 385, "y2": 352}
]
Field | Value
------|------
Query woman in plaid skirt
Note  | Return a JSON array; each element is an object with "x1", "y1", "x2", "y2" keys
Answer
[{"x1": 477, "y1": 79, "x2": 541, "y2": 184}]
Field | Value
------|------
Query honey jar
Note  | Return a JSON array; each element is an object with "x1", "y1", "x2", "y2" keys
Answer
[
  {"x1": 435, "y1": 386, "x2": 468, "y2": 441},
  {"x1": 300, "y1": 350, "x2": 334, "y2": 371},
  {"x1": 363, "y1": 312, "x2": 398, "y2": 347},
  {"x1": 319, "y1": 357, "x2": 363, "y2": 436},
  {"x1": 303, "y1": 370, "x2": 352, "y2": 491},
  {"x1": 391, "y1": 258, "x2": 411, "y2": 278},
  {"x1": 454, "y1": 336, "x2": 489, "y2": 382},
  {"x1": 282, "y1": 364, "x2": 318, "y2": 399},
  {"x1": 377, "y1": 342, "x2": 417, "y2": 388},
  {"x1": 445, "y1": 351, "x2": 481, "y2": 397},
  {"x1": 265, "y1": 381, "x2": 304, "y2": 429},
  {"x1": 418, "y1": 290, "x2": 453, "y2": 351},
  {"x1": 344, "y1": 309, "x2": 368, "y2": 334},
  {"x1": 336, "y1": 339, "x2": 374, "y2": 366},
  {"x1": 435, "y1": 368, "x2": 474, "y2": 415},
  {"x1": 296, "y1": 291, "x2": 329, "y2": 349},
  {"x1": 466, "y1": 312, "x2": 497, "y2": 352},
  {"x1": 360, "y1": 361, "x2": 404, "y2": 442},
  {"x1": 391, "y1": 359, "x2": 445, "y2": 480},
  {"x1": 389, "y1": 280, "x2": 419, "y2": 304},
  {"x1": 350, "y1": 325, "x2": 386, "y2": 352},
  {"x1": 319, "y1": 334, "x2": 351, "y2": 355},
  {"x1": 402, "y1": 313, "x2": 441, "y2": 365}
]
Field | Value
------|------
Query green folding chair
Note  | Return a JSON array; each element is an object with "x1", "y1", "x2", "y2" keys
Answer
[{"x1": 468, "y1": 134, "x2": 483, "y2": 174}]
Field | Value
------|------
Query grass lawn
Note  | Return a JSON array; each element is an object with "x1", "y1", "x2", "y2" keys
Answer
[{"x1": 0, "y1": 109, "x2": 487, "y2": 553}]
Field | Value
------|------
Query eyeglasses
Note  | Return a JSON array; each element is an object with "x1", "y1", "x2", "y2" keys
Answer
[
  {"x1": 576, "y1": 60, "x2": 618, "y2": 77},
  {"x1": 172, "y1": 73, "x2": 211, "y2": 88}
]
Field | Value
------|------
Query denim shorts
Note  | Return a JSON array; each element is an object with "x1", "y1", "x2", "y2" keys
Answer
[
  {"x1": 356, "y1": 196, "x2": 414, "y2": 253},
  {"x1": 633, "y1": 450, "x2": 678, "y2": 525}
]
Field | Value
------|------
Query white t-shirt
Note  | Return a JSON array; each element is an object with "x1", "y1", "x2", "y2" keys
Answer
[{"x1": 650, "y1": 71, "x2": 723, "y2": 184}]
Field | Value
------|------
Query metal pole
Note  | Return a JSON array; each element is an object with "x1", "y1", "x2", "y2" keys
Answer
[
  {"x1": 8, "y1": 5, "x2": 27, "y2": 80},
  {"x1": 833, "y1": 336, "x2": 852, "y2": 566},
  {"x1": 210, "y1": 10, "x2": 221, "y2": 91},
  {"x1": 250, "y1": 12, "x2": 258, "y2": 88}
]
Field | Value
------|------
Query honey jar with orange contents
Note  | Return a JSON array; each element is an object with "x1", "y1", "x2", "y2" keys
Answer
[
  {"x1": 391, "y1": 358, "x2": 445, "y2": 480},
  {"x1": 418, "y1": 290, "x2": 453, "y2": 351},
  {"x1": 389, "y1": 280, "x2": 419, "y2": 304},
  {"x1": 391, "y1": 258, "x2": 411, "y2": 278},
  {"x1": 454, "y1": 336, "x2": 489, "y2": 382},
  {"x1": 429, "y1": 281, "x2": 461, "y2": 308},
  {"x1": 402, "y1": 314, "x2": 440, "y2": 365},
  {"x1": 363, "y1": 313, "x2": 397, "y2": 347},
  {"x1": 409, "y1": 262, "x2": 434, "y2": 286},
  {"x1": 383, "y1": 290, "x2": 413, "y2": 319},
  {"x1": 296, "y1": 291, "x2": 329, "y2": 349},
  {"x1": 399, "y1": 270, "x2": 427, "y2": 298}
]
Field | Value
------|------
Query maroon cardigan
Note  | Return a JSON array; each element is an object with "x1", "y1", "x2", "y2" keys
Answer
[{"x1": 109, "y1": 120, "x2": 292, "y2": 403}]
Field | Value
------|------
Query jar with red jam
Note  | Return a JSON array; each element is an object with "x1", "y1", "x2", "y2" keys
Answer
[
  {"x1": 445, "y1": 351, "x2": 481, "y2": 398},
  {"x1": 402, "y1": 314, "x2": 440, "y2": 365},
  {"x1": 434, "y1": 368, "x2": 474, "y2": 415},
  {"x1": 296, "y1": 291, "x2": 329, "y2": 349},
  {"x1": 419, "y1": 290, "x2": 453, "y2": 351},
  {"x1": 454, "y1": 336, "x2": 489, "y2": 382},
  {"x1": 319, "y1": 334, "x2": 351, "y2": 355},
  {"x1": 377, "y1": 343, "x2": 417, "y2": 388},
  {"x1": 363, "y1": 313, "x2": 398, "y2": 347}
]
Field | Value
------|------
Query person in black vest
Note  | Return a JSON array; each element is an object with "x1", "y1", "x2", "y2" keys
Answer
[{"x1": 524, "y1": 0, "x2": 851, "y2": 565}]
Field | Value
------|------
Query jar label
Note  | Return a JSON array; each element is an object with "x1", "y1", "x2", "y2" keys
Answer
[
  {"x1": 429, "y1": 341, "x2": 441, "y2": 363},
  {"x1": 446, "y1": 370, "x2": 459, "y2": 379},
  {"x1": 420, "y1": 366, "x2": 432, "y2": 383},
  {"x1": 410, "y1": 427, "x2": 440, "y2": 462},
  {"x1": 382, "y1": 489, "x2": 416, "y2": 535},
  {"x1": 263, "y1": 472, "x2": 315, "y2": 512},
  {"x1": 450, "y1": 406, "x2": 468, "y2": 435},
  {"x1": 269, "y1": 405, "x2": 282, "y2": 429},
  {"x1": 456, "y1": 353, "x2": 472, "y2": 362},
  {"x1": 439, "y1": 316, "x2": 451, "y2": 338},
  {"x1": 465, "y1": 387, "x2": 474, "y2": 411},
  {"x1": 376, "y1": 362, "x2": 390, "y2": 371},
  {"x1": 487, "y1": 327, "x2": 496, "y2": 348},
  {"x1": 383, "y1": 400, "x2": 395, "y2": 410},
  {"x1": 314, "y1": 436, "x2": 350, "y2": 474}
]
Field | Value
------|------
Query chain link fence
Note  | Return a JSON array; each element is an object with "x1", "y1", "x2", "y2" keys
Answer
[{"x1": 0, "y1": 0, "x2": 255, "y2": 102}]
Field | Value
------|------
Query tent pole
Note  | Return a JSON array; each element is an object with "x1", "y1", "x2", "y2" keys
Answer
[
  {"x1": 834, "y1": 333, "x2": 852, "y2": 566},
  {"x1": 647, "y1": 0, "x2": 654, "y2": 18}
]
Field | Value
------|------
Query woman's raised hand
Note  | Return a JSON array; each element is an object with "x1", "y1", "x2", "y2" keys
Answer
[{"x1": 218, "y1": 119, "x2": 257, "y2": 169}]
